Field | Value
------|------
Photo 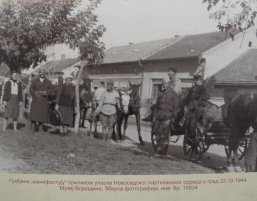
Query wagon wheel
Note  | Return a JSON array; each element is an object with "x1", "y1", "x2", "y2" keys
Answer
[
  {"x1": 151, "y1": 122, "x2": 170, "y2": 155},
  {"x1": 183, "y1": 127, "x2": 205, "y2": 162},
  {"x1": 183, "y1": 137, "x2": 204, "y2": 162},
  {"x1": 224, "y1": 139, "x2": 248, "y2": 161}
]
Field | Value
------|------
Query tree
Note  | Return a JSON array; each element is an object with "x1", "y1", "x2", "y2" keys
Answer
[
  {"x1": 203, "y1": 0, "x2": 257, "y2": 39},
  {"x1": 0, "y1": 63, "x2": 10, "y2": 77},
  {"x1": 0, "y1": 0, "x2": 106, "y2": 71},
  {"x1": 0, "y1": 0, "x2": 106, "y2": 133}
]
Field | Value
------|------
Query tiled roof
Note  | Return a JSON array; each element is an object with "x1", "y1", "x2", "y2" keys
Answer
[
  {"x1": 214, "y1": 49, "x2": 257, "y2": 84},
  {"x1": 145, "y1": 31, "x2": 230, "y2": 60},
  {"x1": 103, "y1": 38, "x2": 179, "y2": 64},
  {"x1": 102, "y1": 31, "x2": 232, "y2": 64}
]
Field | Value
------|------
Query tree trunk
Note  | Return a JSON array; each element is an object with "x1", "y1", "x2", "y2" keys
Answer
[{"x1": 74, "y1": 60, "x2": 86, "y2": 134}]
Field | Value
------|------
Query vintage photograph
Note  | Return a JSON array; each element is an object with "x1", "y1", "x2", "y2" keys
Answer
[{"x1": 0, "y1": 0, "x2": 257, "y2": 175}]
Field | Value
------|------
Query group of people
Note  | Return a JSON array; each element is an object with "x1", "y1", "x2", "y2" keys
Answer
[
  {"x1": 144, "y1": 64, "x2": 209, "y2": 126},
  {"x1": 0, "y1": 68, "x2": 123, "y2": 142},
  {"x1": 1, "y1": 62, "x2": 209, "y2": 143},
  {"x1": 1, "y1": 69, "x2": 76, "y2": 134}
]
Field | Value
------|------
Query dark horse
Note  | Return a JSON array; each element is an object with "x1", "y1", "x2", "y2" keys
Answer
[
  {"x1": 115, "y1": 82, "x2": 144, "y2": 145},
  {"x1": 222, "y1": 93, "x2": 257, "y2": 169},
  {"x1": 79, "y1": 77, "x2": 94, "y2": 129}
]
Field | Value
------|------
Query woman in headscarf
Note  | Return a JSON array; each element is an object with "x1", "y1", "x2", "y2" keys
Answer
[
  {"x1": 2, "y1": 71, "x2": 23, "y2": 132},
  {"x1": 55, "y1": 77, "x2": 75, "y2": 135}
]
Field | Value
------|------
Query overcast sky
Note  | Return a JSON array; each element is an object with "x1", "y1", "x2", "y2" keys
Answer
[
  {"x1": 95, "y1": 0, "x2": 218, "y2": 48},
  {"x1": 44, "y1": 0, "x2": 219, "y2": 62}
]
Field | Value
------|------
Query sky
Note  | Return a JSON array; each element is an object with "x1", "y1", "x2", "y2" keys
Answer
[
  {"x1": 95, "y1": 0, "x2": 218, "y2": 48},
  {"x1": 43, "y1": 0, "x2": 220, "y2": 62}
]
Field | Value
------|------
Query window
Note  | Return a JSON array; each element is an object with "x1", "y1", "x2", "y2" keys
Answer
[{"x1": 151, "y1": 79, "x2": 163, "y2": 99}]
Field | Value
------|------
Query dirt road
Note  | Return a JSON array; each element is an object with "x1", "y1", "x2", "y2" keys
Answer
[{"x1": 0, "y1": 117, "x2": 216, "y2": 175}]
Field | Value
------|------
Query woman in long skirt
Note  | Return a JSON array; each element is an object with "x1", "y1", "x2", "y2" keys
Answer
[
  {"x1": 55, "y1": 77, "x2": 75, "y2": 135},
  {"x1": 2, "y1": 71, "x2": 23, "y2": 132}
]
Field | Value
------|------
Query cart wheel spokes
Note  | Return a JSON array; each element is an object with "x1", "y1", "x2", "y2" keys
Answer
[
  {"x1": 183, "y1": 137, "x2": 203, "y2": 162},
  {"x1": 225, "y1": 139, "x2": 248, "y2": 161}
]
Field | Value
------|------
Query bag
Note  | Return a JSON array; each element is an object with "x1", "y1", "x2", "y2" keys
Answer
[{"x1": 49, "y1": 109, "x2": 62, "y2": 126}]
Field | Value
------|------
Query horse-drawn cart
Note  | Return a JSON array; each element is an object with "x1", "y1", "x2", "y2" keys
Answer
[{"x1": 151, "y1": 99, "x2": 251, "y2": 162}]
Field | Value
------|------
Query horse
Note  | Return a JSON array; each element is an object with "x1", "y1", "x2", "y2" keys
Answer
[
  {"x1": 115, "y1": 82, "x2": 144, "y2": 145},
  {"x1": 222, "y1": 93, "x2": 257, "y2": 171},
  {"x1": 79, "y1": 77, "x2": 94, "y2": 128}
]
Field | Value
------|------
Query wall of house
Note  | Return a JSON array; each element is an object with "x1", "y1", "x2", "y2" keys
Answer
[
  {"x1": 87, "y1": 62, "x2": 143, "y2": 89},
  {"x1": 88, "y1": 58, "x2": 199, "y2": 99},
  {"x1": 141, "y1": 58, "x2": 199, "y2": 101},
  {"x1": 203, "y1": 28, "x2": 257, "y2": 79},
  {"x1": 87, "y1": 58, "x2": 199, "y2": 117},
  {"x1": 214, "y1": 85, "x2": 257, "y2": 103}
]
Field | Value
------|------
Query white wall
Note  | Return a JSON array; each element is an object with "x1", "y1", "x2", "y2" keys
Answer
[
  {"x1": 203, "y1": 28, "x2": 257, "y2": 79},
  {"x1": 45, "y1": 44, "x2": 79, "y2": 61}
]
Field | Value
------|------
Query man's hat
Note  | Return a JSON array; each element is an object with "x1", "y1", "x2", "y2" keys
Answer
[
  {"x1": 65, "y1": 76, "x2": 73, "y2": 81},
  {"x1": 199, "y1": 58, "x2": 206, "y2": 64},
  {"x1": 168, "y1": 66, "x2": 177, "y2": 73},
  {"x1": 193, "y1": 74, "x2": 203, "y2": 81}
]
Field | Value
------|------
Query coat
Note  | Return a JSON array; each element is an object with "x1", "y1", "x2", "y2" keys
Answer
[
  {"x1": 155, "y1": 88, "x2": 179, "y2": 121},
  {"x1": 56, "y1": 84, "x2": 75, "y2": 108},
  {"x1": 56, "y1": 84, "x2": 75, "y2": 126},
  {"x1": 2, "y1": 80, "x2": 23, "y2": 102},
  {"x1": 30, "y1": 78, "x2": 53, "y2": 122},
  {"x1": 185, "y1": 84, "x2": 210, "y2": 112}
]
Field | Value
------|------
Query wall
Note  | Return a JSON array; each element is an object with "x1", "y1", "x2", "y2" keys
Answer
[
  {"x1": 87, "y1": 58, "x2": 200, "y2": 117},
  {"x1": 141, "y1": 58, "x2": 199, "y2": 101},
  {"x1": 214, "y1": 85, "x2": 257, "y2": 103},
  {"x1": 203, "y1": 28, "x2": 257, "y2": 79}
]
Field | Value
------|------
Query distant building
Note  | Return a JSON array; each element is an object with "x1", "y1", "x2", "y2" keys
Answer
[
  {"x1": 214, "y1": 49, "x2": 257, "y2": 103},
  {"x1": 87, "y1": 29, "x2": 257, "y2": 105},
  {"x1": 31, "y1": 58, "x2": 79, "y2": 84}
]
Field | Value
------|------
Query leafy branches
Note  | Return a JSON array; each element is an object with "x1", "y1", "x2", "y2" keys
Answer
[
  {"x1": 0, "y1": 0, "x2": 106, "y2": 71},
  {"x1": 203, "y1": 0, "x2": 257, "y2": 39}
]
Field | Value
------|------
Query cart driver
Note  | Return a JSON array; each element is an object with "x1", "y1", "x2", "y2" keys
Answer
[{"x1": 184, "y1": 75, "x2": 210, "y2": 133}]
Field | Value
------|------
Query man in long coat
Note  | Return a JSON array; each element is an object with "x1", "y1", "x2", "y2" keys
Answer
[
  {"x1": 142, "y1": 66, "x2": 181, "y2": 122},
  {"x1": 152, "y1": 78, "x2": 179, "y2": 155},
  {"x1": 30, "y1": 69, "x2": 53, "y2": 132}
]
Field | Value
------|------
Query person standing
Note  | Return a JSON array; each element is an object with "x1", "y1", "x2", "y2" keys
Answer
[
  {"x1": 55, "y1": 77, "x2": 75, "y2": 135},
  {"x1": 152, "y1": 77, "x2": 179, "y2": 155},
  {"x1": 2, "y1": 71, "x2": 23, "y2": 132},
  {"x1": 95, "y1": 80, "x2": 120, "y2": 142},
  {"x1": 30, "y1": 69, "x2": 53, "y2": 132},
  {"x1": 167, "y1": 66, "x2": 182, "y2": 95}
]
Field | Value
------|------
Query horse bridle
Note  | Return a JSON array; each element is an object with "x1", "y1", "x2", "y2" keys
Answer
[
  {"x1": 129, "y1": 89, "x2": 140, "y2": 108},
  {"x1": 118, "y1": 92, "x2": 130, "y2": 113}
]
